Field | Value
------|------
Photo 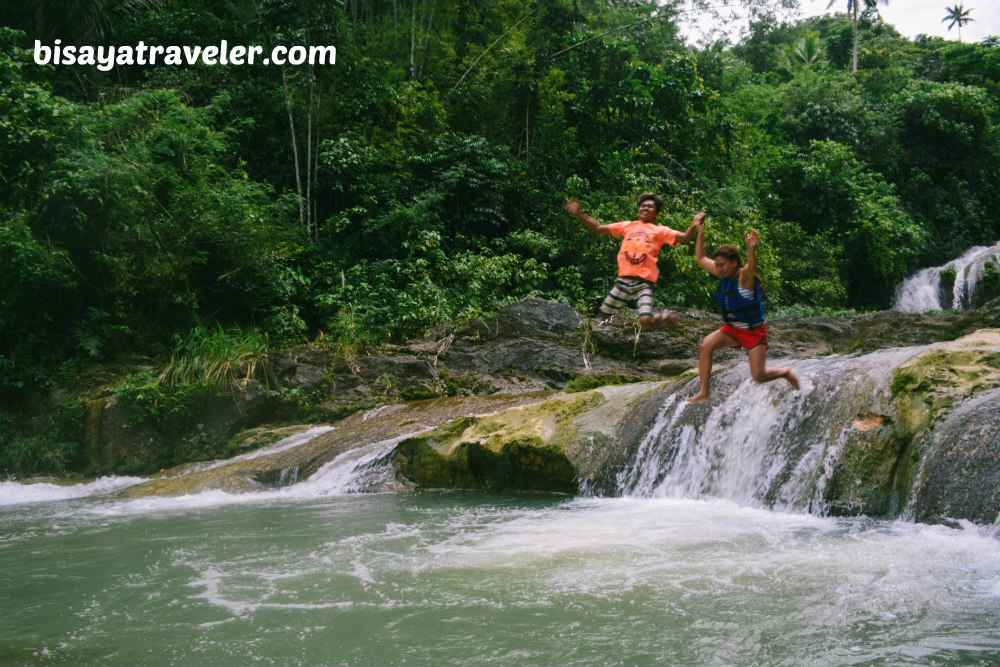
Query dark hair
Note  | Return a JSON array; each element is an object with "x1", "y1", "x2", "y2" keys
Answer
[
  {"x1": 712, "y1": 244, "x2": 742, "y2": 266},
  {"x1": 637, "y1": 193, "x2": 663, "y2": 213}
]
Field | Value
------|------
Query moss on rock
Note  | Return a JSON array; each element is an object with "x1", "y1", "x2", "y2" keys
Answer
[
  {"x1": 395, "y1": 435, "x2": 577, "y2": 493},
  {"x1": 891, "y1": 329, "x2": 1000, "y2": 436},
  {"x1": 823, "y1": 419, "x2": 916, "y2": 517},
  {"x1": 393, "y1": 382, "x2": 668, "y2": 493},
  {"x1": 824, "y1": 329, "x2": 1000, "y2": 518}
]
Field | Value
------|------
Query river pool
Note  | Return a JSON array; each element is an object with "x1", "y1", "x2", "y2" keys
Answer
[{"x1": 3, "y1": 485, "x2": 1000, "y2": 666}]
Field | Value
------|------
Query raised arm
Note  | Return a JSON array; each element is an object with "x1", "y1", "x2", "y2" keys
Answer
[
  {"x1": 739, "y1": 229, "x2": 760, "y2": 290},
  {"x1": 565, "y1": 199, "x2": 610, "y2": 235},
  {"x1": 674, "y1": 211, "x2": 705, "y2": 244},
  {"x1": 693, "y1": 215, "x2": 720, "y2": 275}
]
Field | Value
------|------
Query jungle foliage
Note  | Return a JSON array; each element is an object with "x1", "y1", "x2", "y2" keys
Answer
[{"x1": 2, "y1": 0, "x2": 1000, "y2": 413}]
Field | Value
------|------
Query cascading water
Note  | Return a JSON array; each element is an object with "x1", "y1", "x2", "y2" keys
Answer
[
  {"x1": 0, "y1": 428, "x2": 412, "y2": 509},
  {"x1": 614, "y1": 346, "x2": 924, "y2": 513},
  {"x1": 0, "y1": 345, "x2": 941, "y2": 515},
  {"x1": 893, "y1": 241, "x2": 1000, "y2": 311}
]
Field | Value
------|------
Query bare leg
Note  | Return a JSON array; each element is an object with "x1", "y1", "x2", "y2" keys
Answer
[
  {"x1": 686, "y1": 329, "x2": 739, "y2": 403},
  {"x1": 748, "y1": 345, "x2": 800, "y2": 390}
]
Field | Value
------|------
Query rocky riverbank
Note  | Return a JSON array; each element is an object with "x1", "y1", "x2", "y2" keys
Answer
[{"x1": 9, "y1": 297, "x2": 1000, "y2": 526}]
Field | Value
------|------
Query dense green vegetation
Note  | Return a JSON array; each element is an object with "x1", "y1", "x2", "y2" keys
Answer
[{"x1": 2, "y1": 0, "x2": 999, "y2": 472}]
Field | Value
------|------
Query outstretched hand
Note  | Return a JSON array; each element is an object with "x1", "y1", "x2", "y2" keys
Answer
[
  {"x1": 565, "y1": 199, "x2": 581, "y2": 217},
  {"x1": 745, "y1": 228, "x2": 760, "y2": 248},
  {"x1": 693, "y1": 211, "x2": 706, "y2": 227}
]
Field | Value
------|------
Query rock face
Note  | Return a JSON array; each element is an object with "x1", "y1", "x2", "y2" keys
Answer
[
  {"x1": 80, "y1": 380, "x2": 273, "y2": 475},
  {"x1": 819, "y1": 330, "x2": 1000, "y2": 519},
  {"x1": 389, "y1": 328, "x2": 1000, "y2": 526},
  {"x1": 393, "y1": 382, "x2": 666, "y2": 493},
  {"x1": 119, "y1": 393, "x2": 552, "y2": 498},
  {"x1": 911, "y1": 390, "x2": 1000, "y2": 525},
  {"x1": 44, "y1": 296, "x2": 1000, "y2": 527},
  {"x1": 282, "y1": 296, "x2": 1000, "y2": 416},
  {"x1": 892, "y1": 331, "x2": 1000, "y2": 525}
]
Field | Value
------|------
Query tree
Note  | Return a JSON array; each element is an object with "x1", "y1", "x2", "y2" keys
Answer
[
  {"x1": 766, "y1": 140, "x2": 923, "y2": 306},
  {"x1": 942, "y1": 4, "x2": 974, "y2": 42},
  {"x1": 786, "y1": 32, "x2": 824, "y2": 66},
  {"x1": 827, "y1": 0, "x2": 888, "y2": 72},
  {"x1": 5, "y1": 0, "x2": 164, "y2": 43}
]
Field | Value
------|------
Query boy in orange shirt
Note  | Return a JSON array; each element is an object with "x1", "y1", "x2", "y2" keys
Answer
[{"x1": 566, "y1": 194, "x2": 702, "y2": 329}]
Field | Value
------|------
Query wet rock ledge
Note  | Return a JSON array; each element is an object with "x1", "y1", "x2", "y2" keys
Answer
[{"x1": 18, "y1": 296, "x2": 1000, "y2": 528}]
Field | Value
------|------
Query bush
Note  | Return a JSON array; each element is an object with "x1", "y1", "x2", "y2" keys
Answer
[
  {"x1": 0, "y1": 401, "x2": 85, "y2": 475},
  {"x1": 113, "y1": 325, "x2": 271, "y2": 427},
  {"x1": 565, "y1": 374, "x2": 643, "y2": 393},
  {"x1": 159, "y1": 325, "x2": 272, "y2": 394}
]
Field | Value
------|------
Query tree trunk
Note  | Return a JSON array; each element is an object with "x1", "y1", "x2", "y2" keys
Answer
[
  {"x1": 852, "y1": 3, "x2": 858, "y2": 73},
  {"x1": 281, "y1": 68, "x2": 306, "y2": 227},
  {"x1": 410, "y1": 0, "x2": 417, "y2": 79},
  {"x1": 306, "y1": 71, "x2": 314, "y2": 238}
]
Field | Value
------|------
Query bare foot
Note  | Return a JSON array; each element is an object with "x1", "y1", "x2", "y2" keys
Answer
[
  {"x1": 781, "y1": 368, "x2": 800, "y2": 390},
  {"x1": 658, "y1": 310, "x2": 679, "y2": 329},
  {"x1": 685, "y1": 391, "x2": 711, "y2": 404},
  {"x1": 641, "y1": 310, "x2": 678, "y2": 330}
]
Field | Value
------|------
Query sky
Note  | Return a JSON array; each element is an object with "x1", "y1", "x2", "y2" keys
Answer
[
  {"x1": 799, "y1": 0, "x2": 998, "y2": 42},
  {"x1": 679, "y1": 0, "x2": 999, "y2": 46}
]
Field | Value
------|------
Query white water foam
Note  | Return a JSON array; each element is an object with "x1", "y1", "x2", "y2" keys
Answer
[
  {"x1": 893, "y1": 242, "x2": 1000, "y2": 311},
  {"x1": 0, "y1": 426, "x2": 337, "y2": 509},
  {"x1": 84, "y1": 429, "x2": 422, "y2": 516},
  {"x1": 161, "y1": 425, "x2": 337, "y2": 477},
  {"x1": 616, "y1": 347, "x2": 923, "y2": 513},
  {"x1": 0, "y1": 475, "x2": 150, "y2": 506},
  {"x1": 279, "y1": 429, "x2": 426, "y2": 499}
]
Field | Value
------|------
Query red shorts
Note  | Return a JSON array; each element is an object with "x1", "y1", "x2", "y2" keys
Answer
[{"x1": 720, "y1": 323, "x2": 768, "y2": 350}]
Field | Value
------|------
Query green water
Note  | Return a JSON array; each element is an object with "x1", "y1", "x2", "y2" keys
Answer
[{"x1": 3, "y1": 491, "x2": 1000, "y2": 666}]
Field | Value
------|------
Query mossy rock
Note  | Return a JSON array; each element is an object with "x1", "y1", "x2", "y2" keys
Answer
[
  {"x1": 824, "y1": 329, "x2": 1000, "y2": 518},
  {"x1": 911, "y1": 388, "x2": 1000, "y2": 525},
  {"x1": 395, "y1": 435, "x2": 577, "y2": 493},
  {"x1": 393, "y1": 382, "x2": 668, "y2": 493},
  {"x1": 890, "y1": 329, "x2": 1000, "y2": 436},
  {"x1": 823, "y1": 417, "x2": 915, "y2": 517}
]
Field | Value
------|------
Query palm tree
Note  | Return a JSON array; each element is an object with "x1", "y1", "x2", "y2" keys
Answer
[
  {"x1": 942, "y1": 4, "x2": 974, "y2": 42},
  {"x1": 786, "y1": 32, "x2": 824, "y2": 66},
  {"x1": 827, "y1": 0, "x2": 888, "y2": 73}
]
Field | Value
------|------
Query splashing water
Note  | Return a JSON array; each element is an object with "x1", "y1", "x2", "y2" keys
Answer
[
  {"x1": 615, "y1": 346, "x2": 923, "y2": 514},
  {"x1": 0, "y1": 475, "x2": 150, "y2": 506},
  {"x1": 3, "y1": 492, "x2": 999, "y2": 667},
  {"x1": 2, "y1": 354, "x2": 999, "y2": 666}
]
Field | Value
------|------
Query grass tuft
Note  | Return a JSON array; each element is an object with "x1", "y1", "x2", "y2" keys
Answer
[{"x1": 159, "y1": 324, "x2": 272, "y2": 394}]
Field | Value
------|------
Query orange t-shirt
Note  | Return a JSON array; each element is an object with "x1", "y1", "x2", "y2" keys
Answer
[{"x1": 605, "y1": 220, "x2": 679, "y2": 283}]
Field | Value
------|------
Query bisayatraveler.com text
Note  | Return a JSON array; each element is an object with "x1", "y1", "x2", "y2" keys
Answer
[{"x1": 32, "y1": 40, "x2": 336, "y2": 71}]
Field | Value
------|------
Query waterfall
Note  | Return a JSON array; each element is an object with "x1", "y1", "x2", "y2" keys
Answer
[
  {"x1": 281, "y1": 430, "x2": 426, "y2": 497},
  {"x1": 6, "y1": 334, "x2": 991, "y2": 523},
  {"x1": 615, "y1": 345, "x2": 927, "y2": 513},
  {"x1": 0, "y1": 426, "x2": 401, "y2": 506},
  {"x1": 893, "y1": 242, "x2": 1000, "y2": 311}
]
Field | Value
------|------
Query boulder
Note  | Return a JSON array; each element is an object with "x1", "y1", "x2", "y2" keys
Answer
[
  {"x1": 119, "y1": 393, "x2": 553, "y2": 498},
  {"x1": 911, "y1": 389, "x2": 1000, "y2": 525},
  {"x1": 393, "y1": 382, "x2": 667, "y2": 493}
]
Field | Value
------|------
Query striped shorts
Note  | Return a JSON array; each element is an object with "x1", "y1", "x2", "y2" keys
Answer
[{"x1": 598, "y1": 277, "x2": 655, "y2": 319}]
